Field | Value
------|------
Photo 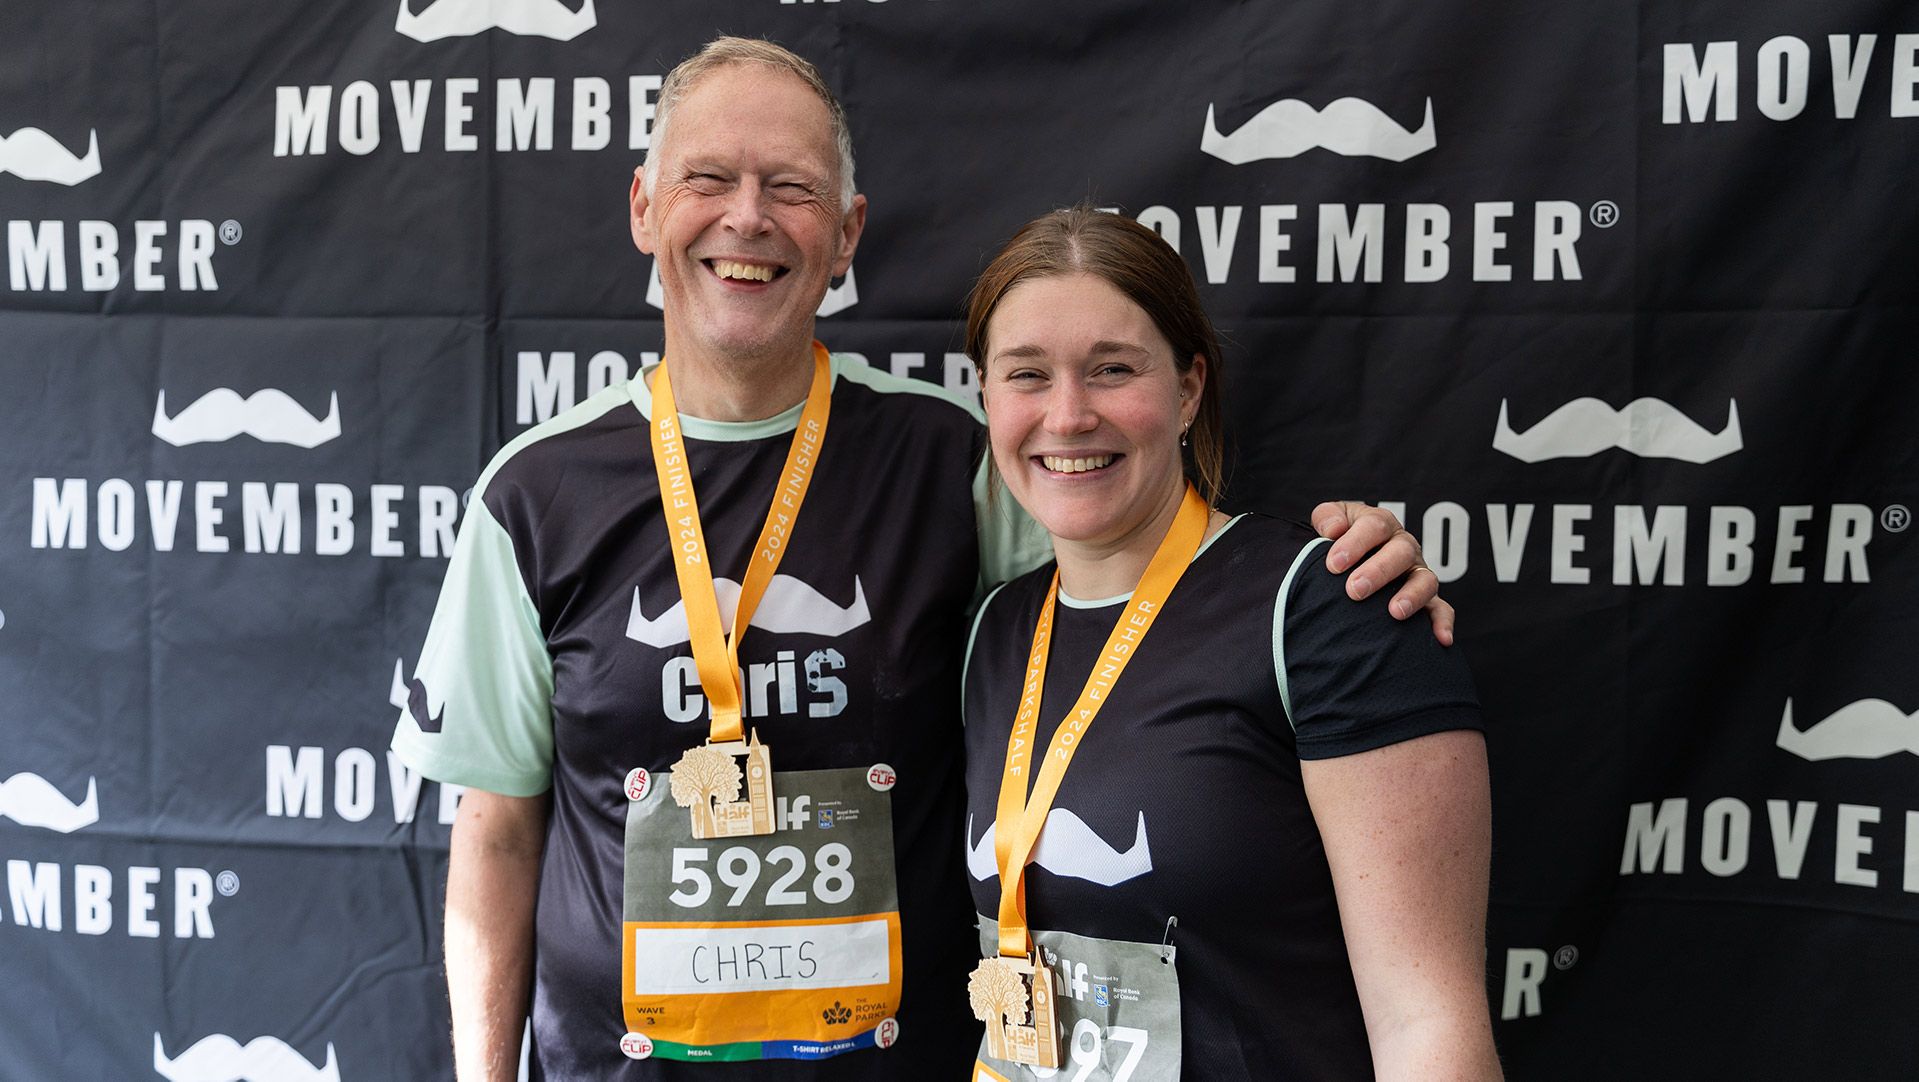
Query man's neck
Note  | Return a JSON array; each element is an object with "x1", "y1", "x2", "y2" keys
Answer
[{"x1": 654, "y1": 333, "x2": 818, "y2": 422}]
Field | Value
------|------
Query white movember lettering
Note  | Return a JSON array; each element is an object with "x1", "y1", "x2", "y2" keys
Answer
[
  {"x1": 153, "y1": 1033, "x2": 340, "y2": 1082},
  {"x1": 1776, "y1": 698, "x2": 1919, "y2": 761},
  {"x1": 151, "y1": 389, "x2": 342, "y2": 449},
  {"x1": 1201, "y1": 97, "x2": 1437, "y2": 164},
  {"x1": 1493, "y1": 397, "x2": 1743, "y2": 464},
  {"x1": 965, "y1": 809, "x2": 1154, "y2": 887},
  {"x1": 627, "y1": 575, "x2": 871, "y2": 649},
  {"x1": 0, "y1": 128, "x2": 102, "y2": 185},
  {"x1": 0, "y1": 773, "x2": 99, "y2": 833},
  {"x1": 394, "y1": 0, "x2": 596, "y2": 42}
]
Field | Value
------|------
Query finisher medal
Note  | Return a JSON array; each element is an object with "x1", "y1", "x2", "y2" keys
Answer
[
  {"x1": 974, "y1": 485, "x2": 1210, "y2": 1068},
  {"x1": 649, "y1": 343, "x2": 832, "y2": 839}
]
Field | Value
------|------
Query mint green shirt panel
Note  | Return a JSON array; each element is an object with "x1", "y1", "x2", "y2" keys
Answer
[
  {"x1": 388, "y1": 382, "x2": 637, "y2": 797},
  {"x1": 390, "y1": 496, "x2": 554, "y2": 796},
  {"x1": 1271, "y1": 536, "x2": 1333, "y2": 729}
]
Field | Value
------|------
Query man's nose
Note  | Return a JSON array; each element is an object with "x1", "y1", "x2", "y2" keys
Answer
[{"x1": 720, "y1": 177, "x2": 774, "y2": 237}]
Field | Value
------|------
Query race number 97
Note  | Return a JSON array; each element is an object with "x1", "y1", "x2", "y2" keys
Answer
[
  {"x1": 1028, "y1": 1021, "x2": 1149, "y2": 1082},
  {"x1": 668, "y1": 844, "x2": 855, "y2": 908}
]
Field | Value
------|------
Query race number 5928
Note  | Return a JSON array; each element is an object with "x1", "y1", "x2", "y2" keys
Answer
[{"x1": 668, "y1": 844, "x2": 855, "y2": 908}]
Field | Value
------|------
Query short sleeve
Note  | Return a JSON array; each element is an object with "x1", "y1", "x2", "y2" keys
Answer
[
  {"x1": 390, "y1": 496, "x2": 555, "y2": 796},
  {"x1": 1274, "y1": 537, "x2": 1483, "y2": 761},
  {"x1": 974, "y1": 456, "x2": 1052, "y2": 597}
]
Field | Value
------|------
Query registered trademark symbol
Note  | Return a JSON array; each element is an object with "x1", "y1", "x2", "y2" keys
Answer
[
  {"x1": 215, "y1": 870, "x2": 240, "y2": 897},
  {"x1": 1883, "y1": 504, "x2": 1911, "y2": 532},
  {"x1": 219, "y1": 220, "x2": 243, "y2": 245},
  {"x1": 1553, "y1": 945, "x2": 1579, "y2": 970},
  {"x1": 1589, "y1": 201, "x2": 1619, "y2": 228}
]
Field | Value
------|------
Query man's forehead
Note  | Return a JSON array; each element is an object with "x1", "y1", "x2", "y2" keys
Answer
[{"x1": 663, "y1": 62, "x2": 836, "y2": 168}]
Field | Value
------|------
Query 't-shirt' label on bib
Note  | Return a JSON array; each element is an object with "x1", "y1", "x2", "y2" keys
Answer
[
  {"x1": 624, "y1": 766, "x2": 902, "y2": 1061},
  {"x1": 973, "y1": 918, "x2": 1182, "y2": 1081}
]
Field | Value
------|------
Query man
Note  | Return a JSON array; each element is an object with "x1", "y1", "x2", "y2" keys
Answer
[{"x1": 392, "y1": 37, "x2": 1449, "y2": 1080}]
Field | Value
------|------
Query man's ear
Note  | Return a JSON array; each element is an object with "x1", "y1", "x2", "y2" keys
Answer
[
  {"x1": 833, "y1": 193, "x2": 868, "y2": 276},
  {"x1": 629, "y1": 166, "x2": 655, "y2": 255}
]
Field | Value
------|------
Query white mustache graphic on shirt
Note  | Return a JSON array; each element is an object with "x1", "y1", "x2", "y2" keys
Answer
[
  {"x1": 0, "y1": 772, "x2": 99, "y2": 833},
  {"x1": 645, "y1": 261, "x2": 859, "y2": 317},
  {"x1": 966, "y1": 809, "x2": 1154, "y2": 887},
  {"x1": 153, "y1": 1033, "x2": 340, "y2": 1082},
  {"x1": 1492, "y1": 397, "x2": 1743, "y2": 464},
  {"x1": 626, "y1": 575, "x2": 871, "y2": 649},
  {"x1": 394, "y1": 0, "x2": 595, "y2": 42},
  {"x1": 1776, "y1": 698, "x2": 1919, "y2": 761},
  {"x1": 151, "y1": 389, "x2": 342, "y2": 449},
  {"x1": 1, "y1": 127, "x2": 102, "y2": 185},
  {"x1": 1201, "y1": 97, "x2": 1436, "y2": 164}
]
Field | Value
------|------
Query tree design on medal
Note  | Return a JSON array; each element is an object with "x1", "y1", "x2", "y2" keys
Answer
[{"x1": 670, "y1": 744, "x2": 741, "y2": 838}]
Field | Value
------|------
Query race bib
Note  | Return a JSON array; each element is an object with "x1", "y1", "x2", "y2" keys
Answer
[
  {"x1": 973, "y1": 918, "x2": 1181, "y2": 1082},
  {"x1": 622, "y1": 765, "x2": 902, "y2": 1062}
]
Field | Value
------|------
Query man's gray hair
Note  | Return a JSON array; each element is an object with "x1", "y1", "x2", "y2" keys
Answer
[{"x1": 643, "y1": 37, "x2": 858, "y2": 210}]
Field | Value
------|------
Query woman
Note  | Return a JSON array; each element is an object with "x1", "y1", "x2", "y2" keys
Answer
[{"x1": 960, "y1": 208, "x2": 1501, "y2": 1081}]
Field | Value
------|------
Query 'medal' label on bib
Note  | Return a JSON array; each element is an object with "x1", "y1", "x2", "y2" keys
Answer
[
  {"x1": 623, "y1": 766, "x2": 902, "y2": 1061},
  {"x1": 972, "y1": 917, "x2": 1182, "y2": 1082}
]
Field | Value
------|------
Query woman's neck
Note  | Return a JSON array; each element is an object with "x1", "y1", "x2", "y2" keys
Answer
[{"x1": 1053, "y1": 485, "x2": 1226, "y2": 600}]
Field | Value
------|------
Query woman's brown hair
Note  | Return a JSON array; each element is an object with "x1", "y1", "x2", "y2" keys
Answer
[{"x1": 964, "y1": 206, "x2": 1225, "y2": 506}]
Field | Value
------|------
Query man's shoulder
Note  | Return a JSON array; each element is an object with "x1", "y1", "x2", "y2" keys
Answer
[
  {"x1": 829, "y1": 352, "x2": 986, "y2": 428},
  {"x1": 477, "y1": 380, "x2": 638, "y2": 502}
]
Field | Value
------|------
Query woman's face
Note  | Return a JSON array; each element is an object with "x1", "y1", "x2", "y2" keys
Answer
[{"x1": 980, "y1": 272, "x2": 1204, "y2": 552}]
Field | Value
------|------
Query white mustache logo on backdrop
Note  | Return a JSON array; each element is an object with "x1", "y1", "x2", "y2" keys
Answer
[
  {"x1": 627, "y1": 576, "x2": 870, "y2": 649},
  {"x1": 154, "y1": 1033, "x2": 339, "y2": 1082},
  {"x1": 645, "y1": 261, "x2": 859, "y2": 317},
  {"x1": 1200, "y1": 97, "x2": 1437, "y2": 163},
  {"x1": 0, "y1": 127, "x2": 102, "y2": 185},
  {"x1": 0, "y1": 772, "x2": 99, "y2": 833},
  {"x1": 1776, "y1": 698, "x2": 1919, "y2": 761},
  {"x1": 966, "y1": 810, "x2": 1154, "y2": 886},
  {"x1": 394, "y1": 0, "x2": 595, "y2": 42},
  {"x1": 1492, "y1": 398, "x2": 1743, "y2": 464},
  {"x1": 151, "y1": 389, "x2": 342, "y2": 449}
]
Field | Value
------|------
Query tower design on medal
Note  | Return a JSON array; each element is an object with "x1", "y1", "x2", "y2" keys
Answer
[
  {"x1": 969, "y1": 954, "x2": 1059, "y2": 1068},
  {"x1": 670, "y1": 730, "x2": 776, "y2": 838}
]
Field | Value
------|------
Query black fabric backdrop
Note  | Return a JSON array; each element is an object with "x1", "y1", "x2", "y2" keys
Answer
[{"x1": 2, "y1": 1, "x2": 1915, "y2": 1078}]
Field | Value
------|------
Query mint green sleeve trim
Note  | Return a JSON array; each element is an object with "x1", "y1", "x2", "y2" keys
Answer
[
  {"x1": 974, "y1": 455, "x2": 1052, "y2": 600},
  {"x1": 961, "y1": 581, "x2": 1012, "y2": 724},
  {"x1": 1271, "y1": 537, "x2": 1332, "y2": 731},
  {"x1": 390, "y1": 497, "x2": 554, "y2": 797}
]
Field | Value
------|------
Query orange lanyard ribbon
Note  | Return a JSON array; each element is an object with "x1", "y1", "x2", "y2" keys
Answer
[
  {"x1": 649, "y1": 341, "x2": 832, "y2": 744},
  {"x1": 992, "y1": 485, "x2": 1209, "y2": 958}
]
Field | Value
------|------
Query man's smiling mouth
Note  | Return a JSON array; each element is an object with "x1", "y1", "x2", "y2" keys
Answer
[{"x1": 707, "y1": 259, "x2": 785, "y2": 283}]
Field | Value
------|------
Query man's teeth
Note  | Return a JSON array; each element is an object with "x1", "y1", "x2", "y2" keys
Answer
[
  {"x1": 1042, "y1": 455, "x2": 1116, "y2": 474},
  {"x1": 713, "y1": 260, "x2": 775, "y2": 282}
]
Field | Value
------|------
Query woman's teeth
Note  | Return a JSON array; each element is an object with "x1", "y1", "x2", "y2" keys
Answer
[
  {"x1": 1042, "y1": 455, "x2": 1115, "y2": 474},
  {"x1": 713, "y1": 260, "x2": 775, "y2": 282}
]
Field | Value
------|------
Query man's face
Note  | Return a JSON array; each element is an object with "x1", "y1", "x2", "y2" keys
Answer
[{"x1": 631, "y1": 64, "x2": 865, "y2": 363}]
